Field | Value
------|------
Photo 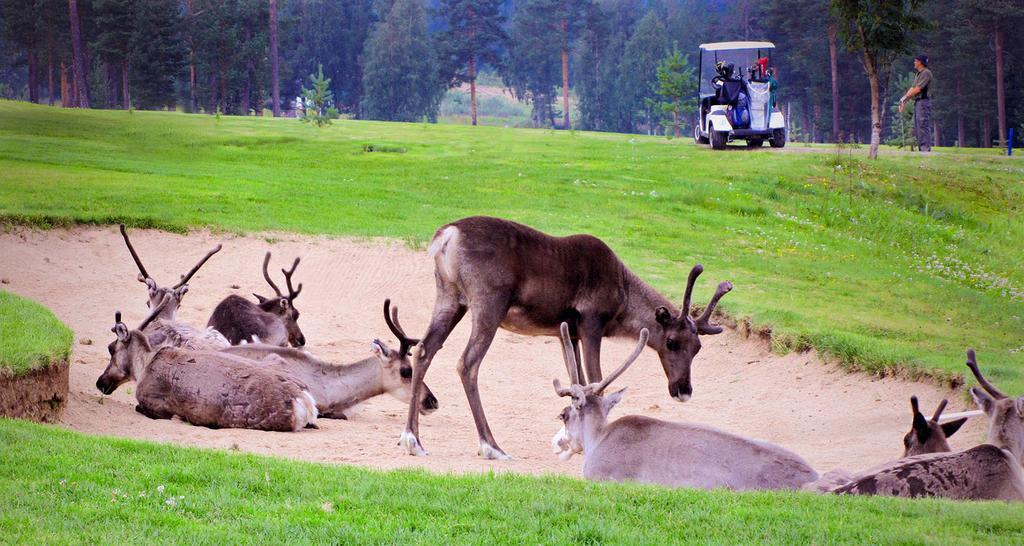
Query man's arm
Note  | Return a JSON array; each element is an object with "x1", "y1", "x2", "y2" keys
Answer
[{"x1": 898, "y1": 86, "x2": 922, "y2": 112}]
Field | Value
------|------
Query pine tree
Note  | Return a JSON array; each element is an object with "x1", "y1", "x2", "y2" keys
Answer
[
  {"x1": 619, "y1": 10, "x2": 668, "y2": 134},
  {"x1": 361, "y1": 0, "x2": 443, "y2": 122},
  {"x1": 437, "y1": 0, "x2": 506, "y2": 126},
  {"x1": 128, "y1": 0, "x2": 184, "y2": 109},
  {"x1": 654, "y1": 43, "x2": 696, "y2": 138},
  {"x1": 93, "y1": 0, "x2": 133, "y2": 109},
  {"x1": 506, "y1": 0, "x2": 563, "y2": 127},
  {"x1": 300, "y1": 64, "x2": 338, "y2": 126},
  {"x1": 0, "y1": 0, "x2": 41, "y2": 102}
]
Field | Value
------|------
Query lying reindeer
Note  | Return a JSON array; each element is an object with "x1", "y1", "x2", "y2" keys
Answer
[
  {"x1": 208, "y1": 251, "x2": 305, "y2": 347},
  {"x1": 119, "y1": 224, "x2": 228, "y2": 350},
  {"x1": 221, "y1": 300, "x2": 438, "y2": 419},
  {"x1": 831, "y1": 350, "x2": 1024, "y2": 501},
  {"x1": 550, "y1": 323, "x2": 818, "y2": 490},
  {"x1": 96, "y1": 295, "x2": 318, "y2": 432},
  {"x1": 806, "y1": 396, "x2": 970, "y2": 492}
]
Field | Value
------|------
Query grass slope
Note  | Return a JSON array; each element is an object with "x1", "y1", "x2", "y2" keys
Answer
[
  {"x1": 0, "y1": 291, "x2": 73, "y2": 376},
  {"x1": 1, "y1": 419, "x2": 1022, "y2": 544},
  {"x1": 0, "y1": 100, "x2": 1022, "y2": 393}
]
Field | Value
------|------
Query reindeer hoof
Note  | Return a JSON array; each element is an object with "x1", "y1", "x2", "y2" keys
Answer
[
  {"x1": 478, "y1": 441, "x2": 512, "y2": 460},
  {"x1": 399, "y1": 430, "x2": 429, "y2": 456}
]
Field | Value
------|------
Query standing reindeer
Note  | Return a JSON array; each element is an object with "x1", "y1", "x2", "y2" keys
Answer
[
  {"x1": 119, "y1": 224, "x2": 228, "y2": 350},
  {"x1": 207, "y1": 252, "x2": 306, "y2": 347},
  {"x1": 96, "y1": 295, "x2": 318, "y2": 432},
  {"x1": 400, "y1": 216, "x2": 731, "y2": 459},
  {"x1": 221, "y1": 300, "x2": 439, "y2": 419},
  {"x1": 550, "y1": 323, "x2": 819, "y2": 490},
  {"x1": 831, "y1": 350, "x2": 1024, "y2": 501}
]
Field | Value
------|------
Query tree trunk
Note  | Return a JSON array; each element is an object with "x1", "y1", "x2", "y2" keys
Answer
[
  {"x1": 828, "y1": 24, "x2": 840, "y2": 142},
  {"x1": 122, "y1": 59, "x2": 130, "y2": 110},
  {"x1": 983, "y1": 117, "x2": 991, "y2": 147},
  {"x1": 269, "y1": 0, "x2": 281, "y2": 117},
  {"x1": 105, "y1": 62, "x2": 117, "y2": 108},
  {"x1": 469, "y1": 56, "x2": 478, "y2": 126},
  {"x1": 60, "y1": 62, "x2": 68, "y2": 107},
  {"x1": 812, "y1": 103, "x2": 820, "y2": 143},
  {"x1": 993, "y1": 23, "x2": 1007, "y2": 149},
  {"x1": 862, "y1": 51, "x2": 882, "y2": 159},
  {"x1": 561, "y1": 47, "x2": 570, "y2": 129},
  {"x1": 956, "y1": 76, "x2": 964, "y2": 147},
  {"x1": 186, "y1": 0, "x2": 197, "y2": 113},
  {"x1": 47, "y1": 49, "x2": 55, "y2": 106},
  {"x1": 27, "y1": 48, "x2": 39, "y2": 103},
  {"x1": 673, "y1": 109, "x2": 680, "y2": 138},
  {"x1": 68, "y1": 0, "x2": 90, "y2": 108}
]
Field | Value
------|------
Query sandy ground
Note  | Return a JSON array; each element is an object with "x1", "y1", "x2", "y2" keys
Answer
[{"x1": 0, "y1": 226, "x2": 985, "y2": 477}]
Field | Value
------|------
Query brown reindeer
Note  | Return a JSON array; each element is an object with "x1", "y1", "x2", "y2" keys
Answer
[
  {"x1": 400, "y1": 216, "x2": 731, "y2": 459},
  {"x1": 96, "y1": 295, "x2": 318, "y2": 432},
  {"x1": 118, "y1": 224, "x2": 228, "y2": 350},
  {"x1": 221, "y1": 300, "x2": 438, "y2": 419},
  {"x1": 550, "y1": 323, "x2": 818, "y2": 489},
  {"x1": 207, "y1": 252, "x2": 306, "y2": 347},
  {"x1": 831, "y1": 350, "x2": 1024, "y2": 501},
  {"x1": 903, "y1": 396, "x2": 967, "y2": 457}
]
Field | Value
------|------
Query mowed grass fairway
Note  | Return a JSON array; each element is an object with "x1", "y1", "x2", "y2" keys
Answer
[
  {"x1": 2, "y1": 100, "x2": 1021, "y2": 391},
  {"x1": 2, "y1": 419, "x2": 1023, "y2": 544}
]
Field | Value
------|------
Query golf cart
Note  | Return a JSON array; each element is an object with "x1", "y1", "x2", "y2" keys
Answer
[{"x1": 694, "y1": 41, "x2": 786, "y2": 149}]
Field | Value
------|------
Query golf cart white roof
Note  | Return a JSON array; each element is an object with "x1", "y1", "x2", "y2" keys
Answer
[{"x1": 699, "y1": 41, "x2": 775, "y2": 51}]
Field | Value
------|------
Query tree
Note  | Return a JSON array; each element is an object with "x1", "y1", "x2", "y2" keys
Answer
[
  {"x1": 437, "y1": 0, "x2": 506, "y2": 126},
  {"x1": 832, "y1": 0, "x2": 928, "y2": 159},
  {"x1": 620, "y1": 10, "x2": 668, "y2": 134},
  {"x1": 506, "y1": 0, "x2": 564, "y2": 127},
  {"x1": 300, "y1": 64, "x2": 338, "y2": 126},
  {"x1": 654, "y1": 43, "x2": 696, "y2": 137},
  {"x1": 361, "y1": 0, "x2": 443, "y2": 121},
  {"x1": 92, "y1": 0, "x2": 133, "y2": 109},
  {"x1": 268, "y1": 0, "x2": 280, "y2": 116},
  {"x1": 67, "y1": 0, "x2": 89, "y2": 107},
  {"x1": 0, "y1": 0, "x2": 41, "y2": 102},
  {"x1": 128, "y1": 0, "x2": 184, "y2": 109}
]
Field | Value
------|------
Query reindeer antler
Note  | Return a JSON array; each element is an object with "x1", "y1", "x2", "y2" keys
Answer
[
  {"x1": 261, "y1": 252, "x2": 284, "y2": 297},
  {"x1": 138, "y1": 293, "x2": 172, "y2": 331},
  {"x1": 558, "y1": 323, "x2": 582, "y2": 386},
  {"x1": 119, "y1": 224, "x2": 151, "y2": 283},
  {"x1": 384, "y1": 299, "x2": 420, "y2": 355},
  {"x1": 282, "y1": 257, "x2": 302, "y2": 300},
  {"x1": 680, "y1": 264, "x2": 703, "y2": 319},
  {"x1": 173, "y1": 243, "x2": 222, "y2": 288},
  {"x1": 696, "y1": 281, "x2": 733, "y2": 335},
  {"x1": 966, "y1": 349, "x2": 1007, "y2": 399},
  {"x1": 931, "y1": 399, "x2": 948, "y2": 422},
  {"x1": 594, "y1": 328, "x2": 649, "y2": 394}
]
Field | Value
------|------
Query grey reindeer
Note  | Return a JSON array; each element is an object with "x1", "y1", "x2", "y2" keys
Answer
[
  {"x1": 401, "y1": 216, "x2": 732, "y2": 459},
  {"x1": 806, "y1": 396, "x2": 969, "y2": 492},
  {"x1": 207, "y1": 252, "x2": 306, "y2": 347},
  {"x1": 118, "y1": 224, "x2": 228, "y2": 350},
  {"x1": 96, "y1": 295, "x2": 318, "y2": 432},
  {"x1": 831, "y1": 350, "x2": 1024, "y2": 501},
  {"x1": 550, "y1": 323, "x2": 819, "y2": 490},
  {"x1": 221, "y1": 300, "x2": 438, "y2": 419}
]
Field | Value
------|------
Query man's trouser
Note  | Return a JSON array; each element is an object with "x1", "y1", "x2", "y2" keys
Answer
[{"x1": 914, "y1": 98, "x2": 932, "y2": 151}]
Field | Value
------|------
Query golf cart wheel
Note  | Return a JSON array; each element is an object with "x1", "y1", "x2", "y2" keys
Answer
[
  {"x1": 770, "y1": 128, "x2": 786, "y2": 148},
  {"x1": 694, "y1": 124, "x2": 709, "y2": 145},
  {"x1": 747, "y1": 138, "x2": 764, "y2": 147},
  {"x1": 711, "y1": 130, "x2": 728, "y2": 150}
]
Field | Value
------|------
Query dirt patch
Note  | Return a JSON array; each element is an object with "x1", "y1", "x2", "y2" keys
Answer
[
  {"x1": 0, "y1": 226, "x2": 985, "y2": 476},
  {"x1": 0, "y1": 361, "x2": 69, "y2": 422}
]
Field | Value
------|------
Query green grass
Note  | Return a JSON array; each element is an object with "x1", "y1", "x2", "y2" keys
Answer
[
  {"x1": 0, "y1": 291, "x2": 73, "y2": 376},
  {"x1": 1, "y1": 100, "x2": 1022, "y2": 394},
  {"x1": 2, "y1": 418, "x2": 1021, "y2": 544}
]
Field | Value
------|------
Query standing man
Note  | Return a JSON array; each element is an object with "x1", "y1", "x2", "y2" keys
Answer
[{"x1": 899, "y1": 54, "x2": 933, "y2": 152}]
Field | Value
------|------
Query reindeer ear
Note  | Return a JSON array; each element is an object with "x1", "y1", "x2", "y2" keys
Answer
[
  {"x1": 252, "y1": 293, "x2": 268, "y2": 304},
  {"x1": 603, "y1": 387, "x2": 627, "y2": 413},
  {"x1": 371, "y1": 339, "x2": 390, "y2": 359},
  {"x1": 174, "y1": 285, "x2": 189, "y2": 299},
  {"x1": 970, "y1": 387, "x2": 995, "y2": 416},
  {"x1": 655, "y1": 307, "x2": 673, "y2": 326},
  {"x1": 941, "y1": 417, "x2": 967, "y2": 438},
  {"x1": 912, "y1": 411, "x2": 931, "y2": 444},
  {"x1": 145, "y1": 278, "x2": 158, "y2": 294},
  {"x1": 112, "y1": 323, "x2": 130, "y2": 342},
  {"x1": 1015, "y1": 396, "x2": 1024, "y2": 417},
  {"x1": 279, "y1": 298, "x2": 290, "y2": 311}
]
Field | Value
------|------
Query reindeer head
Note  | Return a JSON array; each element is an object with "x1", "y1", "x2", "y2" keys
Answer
[
  {"x1": 377, "y1": 299, "x2": 438, "y2": 414},
  {"x1": 902, "y1": 396, "x2": 966, "y2": 457},
  {"x1": 119, "y1": 224, "x2": 221, "y2": 319},
  {"x1": 552, "y1": 323, "x2": 647, "y2": 460},
  {"x1": 253, "y1": 252, "x2": 305, "y2": 347},
  {"x1": 967, "y1": 349, "x2": 1024, "y2": 465},
  {"x1": 651, "y1": 264, "x2": 731, "y2": 402},
  {"x1": 96, "y1": 298, "x2": 166, "y2": 395}
]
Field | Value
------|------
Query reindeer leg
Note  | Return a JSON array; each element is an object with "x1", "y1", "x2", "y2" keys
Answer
[
  {"x1": 458, "y1": 307, "x2": 509, "y2": 460},
  {"x1": 400, "y1": 297, "x2": 466, "y2": 457},
  {"x1": 580, "y1": 318, "x2": 605, "y2": 383}
]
